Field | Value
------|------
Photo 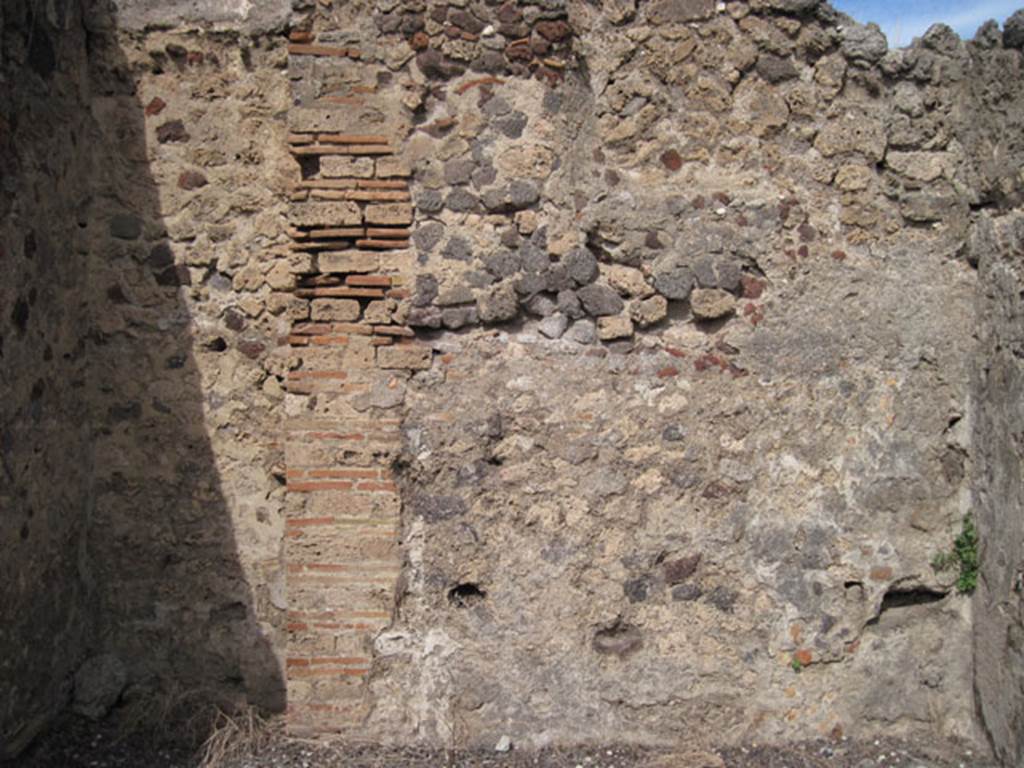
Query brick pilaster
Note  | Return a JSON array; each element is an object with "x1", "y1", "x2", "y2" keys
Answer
[{"x1": 281, "y1": 36, "x2": 424, "y2": 736}]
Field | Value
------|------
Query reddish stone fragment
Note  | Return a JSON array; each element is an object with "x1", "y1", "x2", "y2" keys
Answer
[
  {"x1": 506, "y1": 40, "x2": 533, "y2": 62},
  {"x1": 663, "y1": 553, "x2": 702, "y2": 584},
  {"x1": 156, "y1": 120, "x2": 189, "y2": 143},
  {"x1": 869, "y1": 565, "x2": 894, "y2": 581},
  {"x1": 660, "y1": 149, "x2": 683, "y2": 171},
  {"x1": 531, "y1": 35, "x2": 551, "y2": 56},
  {"x1": 238, "y1": 340, "x2": 266, "y2": 359},
  {"x1": 740, "y1": 275, "x2": 765, "y2": 299},
  {"x1": 535, "y1": 20, "x2": 571, "y2": 42},
  {"x1": 177, "y1": 170, "x2": 207, "y2": 190},
  {"x1": 145, "y1": 97, "x2": 166, "y2": 116},
  {"x1": 497, "y1": 2, "x2": 522, "y2": 24}
]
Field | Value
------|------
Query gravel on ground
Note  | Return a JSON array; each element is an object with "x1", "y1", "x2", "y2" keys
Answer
[{"x1": 13, "y1": 715, "x2": 994, "y2": 768}]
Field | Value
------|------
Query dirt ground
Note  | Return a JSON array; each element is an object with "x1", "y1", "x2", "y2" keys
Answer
[{"x1": 12, "y1": 715, "x2": 994, "y2": 768}]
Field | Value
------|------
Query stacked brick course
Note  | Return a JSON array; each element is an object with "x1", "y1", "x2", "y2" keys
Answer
[{"x1": 281, "y1": 37, "x2": 427, "y2": 735}]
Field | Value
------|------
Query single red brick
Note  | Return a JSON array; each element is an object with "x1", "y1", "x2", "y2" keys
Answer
[
  {"x1": 295, "y1": 287, "x2": 385, "y2": 299},
  {"x1": 309, "y1": 468, "x2": 377, "y2": 479},
  {"x1": 309, "y1": 335, "x2": 350, "y2": 346},
  {"x1": 358, "y1": 180, "x2": 409, "y2": 191},
  {"x1": 145, "y1": 97, "x2": 166, "y2": 116},
  {"x1": 372, "y1": 325, "x2": 415, "y2": 337},
  {"x1": 346, "y1": 275, "x2": 392, "y2": 287},
  {"x1": 287, "y1": 481, "x2": 354, "y2": 492},
  {"x1": 356, "y1": 239, "x2": 410, "y2": 250},
  {"x1": 365, "y1": 227, "x2": 411, "y2": 238},
  {"x1": 316, "y1": 133, "x2": 389, "y2": 145}
]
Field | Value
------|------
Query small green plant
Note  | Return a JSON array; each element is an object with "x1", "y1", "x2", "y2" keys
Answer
[
  {"x1": 931, "y1": 515, "x2": 979, "y2": 594},
  {"x1": 790, "y1": 657, "x2": 804, "y2": 673}
]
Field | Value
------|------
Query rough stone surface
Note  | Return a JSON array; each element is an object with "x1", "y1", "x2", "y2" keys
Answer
[
  {"x1": 72, "y1": 656, "x2": 128, "y2": 720},
  {"x1": 690, "y1": 288, "x2": 737, "y2": 320},
  {"x1": 2, "y1": 2, "x2": 286, "y2": 757},
  {"x1": 4, "y1": 0, "x2": 1024, "y2": 762},
  {"x1": 972, "y1": 211, "x2": 1024, "y2": 768},
  {"x1": 1006, "y1": 10, "x2": 1024, "y2": 49}
]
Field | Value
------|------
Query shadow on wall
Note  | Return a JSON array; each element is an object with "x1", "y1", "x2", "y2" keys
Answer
[{"x1": 0, "y1": 0, "x2": 283, "y2": 758}]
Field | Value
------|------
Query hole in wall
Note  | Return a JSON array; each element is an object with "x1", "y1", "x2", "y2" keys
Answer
[
  {"x1": 448, "y1": 582, "x2": 486, "y2": 608},
  {"x1": 298, "y1": 155, "x2": 319, "y2": 180},
  {"x1": 592, "y1": 620, "x2": 643, "y2": 657},
  {"x1": 878, "y1": 587, "x2": 947, "y2": 612},
  {"x1": 866, "y1": 586, "x2": 948, "y2": 627}
]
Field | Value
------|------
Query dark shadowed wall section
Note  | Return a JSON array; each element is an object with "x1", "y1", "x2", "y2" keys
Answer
[{"x1": 1, "y1": 0, "x2": 288, "y2": 758}]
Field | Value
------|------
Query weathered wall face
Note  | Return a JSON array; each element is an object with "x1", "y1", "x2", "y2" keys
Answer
[
  {"x1": 972, "y1": 210, "x2": 1024, "y2": 767},
  {"x1": 1, "y1": 1, "x2": 98, "y2": 755},
  {"x1": 83, "y1": 17, "x2": 292, "y2": 717},
  {"x1": 276, "y1": 0, "x2": 1024, "y2": 755},
  {"x1": 2, "y1": 0, "x2": 290, "y2": 755},
  {"x1": 4, "y1": 0, "x2": 1024, "y2": 762}
]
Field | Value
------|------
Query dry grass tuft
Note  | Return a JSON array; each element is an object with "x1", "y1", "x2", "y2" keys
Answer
[{"x1": 197, "y1": 707, "x2": 278, "y2": 768}]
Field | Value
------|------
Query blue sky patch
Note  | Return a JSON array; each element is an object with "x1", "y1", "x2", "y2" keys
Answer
[{"x1": 831, "y1": 0, "x2": 1019, "y2": 46}]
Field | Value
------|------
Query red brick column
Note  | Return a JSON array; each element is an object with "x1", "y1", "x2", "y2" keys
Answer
[{"x1": 281, "y1": 40, "x2": 426, "y2": 736}]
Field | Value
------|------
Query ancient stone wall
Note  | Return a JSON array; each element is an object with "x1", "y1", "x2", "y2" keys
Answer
[
  {"x1": 1, "y1": 1, "x2": 98, "y2": 755},
  {"x1": 972, "y1": 209, "x2": 1024, "y2": 768},
  {"x1": 277, "y1": 0, "x2": 1024, "y2": 755},
  {"x1": 2, "y1": 0, "x2": 291, "y2": 755},
  {"x1": 80, "y1": 18, "x2": 290, "y2": 720},
  {"x1": 3, "y1": 0, "x2": 1024, "y2": 763}
]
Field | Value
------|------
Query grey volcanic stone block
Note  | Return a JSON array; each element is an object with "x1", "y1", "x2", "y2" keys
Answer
[{"x1": 73, "y1": 655, "x2": 127, "y2": 720}]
